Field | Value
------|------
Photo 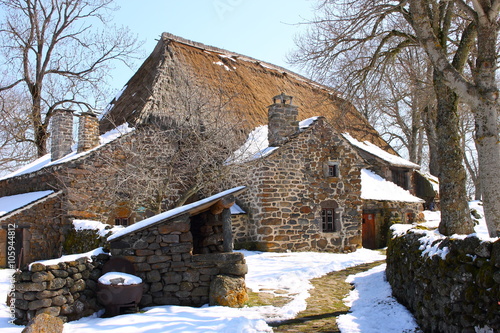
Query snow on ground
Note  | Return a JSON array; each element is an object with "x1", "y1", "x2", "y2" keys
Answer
[
  {"x1": 0, "y1": 249, "x2": 384, "y2": 333},
  {"x1": 0, "y1": 205, "x2": 494, "y2": 332},
  {"x1": 337, "y1": 264, "x2": 421, "y2": 333}
]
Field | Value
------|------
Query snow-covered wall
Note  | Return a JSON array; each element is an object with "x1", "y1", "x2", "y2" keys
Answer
[{"x1": 386, "y1": 230, "x2": 500, "y2": 332}]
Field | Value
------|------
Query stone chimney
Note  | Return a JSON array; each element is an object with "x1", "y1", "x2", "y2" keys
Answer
[
  {"x1": 77, "y1": 111, "x2": 100, "y2": 153},
  {"x1": 50, "y1": 109, "x2": 74, "y2": 161},
  {"x1": 267, "y1": 93, "x2": 299, "y2": 146}
]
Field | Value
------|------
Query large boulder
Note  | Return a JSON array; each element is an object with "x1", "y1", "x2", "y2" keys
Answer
[
  {"x1": 21, "y1": 313, "x2": 64, "y2": 333},
  {"x1": 209, "y1": 274, "x2": 248, "y2": 308}
]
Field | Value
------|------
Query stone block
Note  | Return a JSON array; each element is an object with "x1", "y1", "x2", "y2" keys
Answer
[
  {"x1": 21, "y1": 313, "x2": 63, "y2": 333},
  {"x1": 32, "y1": 271, "x2": 54, "y2": 283},
  {"x1": 162, "y1": 272, "x2": 182, "y2": 284},
  {"x1": 47, "y1": 278, "x2": 66, "y2": 290},
  {"x1": 146, "y1": 270, "x2": 161, "y2": 283},
  {"x1": 28, "y1": 298, "x2": 52, "y2": 310},
  {"x1": 162, "y1": 234, "x2": 180, "y2": 243},
  {"x1": 30, "y1": 264, "x2": 46, "y2": 272},
  {"x1": 51, "y1": 295, "x2": 67, "y2": 306},
  {"x1": 209, "y1": 275, "x2": 248, "y2": 308},
  {"x1": 51, "y1": 270, "x2": 69, "y2": 278},
  {"x1": 16, "y1": 282, "x2": 47, "y2": 292}
]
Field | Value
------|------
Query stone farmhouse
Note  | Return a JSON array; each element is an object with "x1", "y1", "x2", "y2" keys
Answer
[{"x1": 0, "y1": 33, "x2": 433, "y2": 269}]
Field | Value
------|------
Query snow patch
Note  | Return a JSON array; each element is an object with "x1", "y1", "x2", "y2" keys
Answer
[
  {"x1": 29, "y1": 247, "x2": 105, "y2": 270},
  {"x1": 98, "y1": 272, "x2": 142, "y2": 286},
  {"x1": 343, "y1": 133, "x2": 420, "y2": 168},
  {"x1": 72, "y1": 220, "x2": 124, "y2": 238}
]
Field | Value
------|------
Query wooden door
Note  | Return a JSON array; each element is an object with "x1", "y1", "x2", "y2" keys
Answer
[{"x1": 362, "y1": 213, "x2": 376, "y2": 249}]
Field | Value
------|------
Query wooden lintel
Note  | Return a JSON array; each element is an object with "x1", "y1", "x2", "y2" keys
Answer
[{"x1": 210, "y1": 195, "x2": 235, "y2": 215}]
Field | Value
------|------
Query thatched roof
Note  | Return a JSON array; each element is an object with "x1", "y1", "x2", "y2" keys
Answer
[{"x1": 100, "y1": 32, "x2": 394, "y2": 153}]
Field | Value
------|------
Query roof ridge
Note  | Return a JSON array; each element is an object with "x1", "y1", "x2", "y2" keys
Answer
[{"x1": 160, "y1": 32, "x2": 336, "y2": 94}]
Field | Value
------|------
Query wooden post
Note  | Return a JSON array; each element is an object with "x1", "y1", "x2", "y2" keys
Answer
[{"x1": 222, "y1": 208, "x2": 233, "y2": 252}]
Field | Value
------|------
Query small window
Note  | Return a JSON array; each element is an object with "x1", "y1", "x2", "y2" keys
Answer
[
  {"x1": 328, "y1": 164, "x2": 339, "y2": 177},
  {"x1": 115, "y1": 217, "x2": 129, "y2": 226},
  {"x1": 322, "y1": 208, "x2": 340, "y2": 232}
]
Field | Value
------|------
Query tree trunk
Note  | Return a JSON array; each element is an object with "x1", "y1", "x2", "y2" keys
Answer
[
  {"x1": 472, "y1": 17, "x2": 500, "y2": 237},
  {"x1": 474, "y1": 104, "x2": 500, "y2": 236},
  {"x1": 434, "y1": 72, "x2": 474, "y2": 236},
  {"x1": 423, "y1": 105, "x2": 440, "y2": 176}
]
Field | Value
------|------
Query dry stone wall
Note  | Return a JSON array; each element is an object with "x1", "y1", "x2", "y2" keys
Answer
[
  {"x1": 13, "y1": 253, "x2": 110, "y2": 325},
  {"x1": 387, "y1": 230, "x2": 500, "y2": 332},
  {"x1": 236, "y1": 118, "x2": 363, "y2": 252}
]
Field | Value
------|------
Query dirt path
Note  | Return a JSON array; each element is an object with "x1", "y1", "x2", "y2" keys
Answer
[{"x1": 267, "y1": 260, "x2": 386, "y2": 333}]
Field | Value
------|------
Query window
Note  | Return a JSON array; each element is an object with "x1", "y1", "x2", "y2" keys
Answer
[
  {"x1": 115, "y1": 217, "x2": 129, "y2": 226},
  {"x1": 322, "y1": 208, "x2": 335, "y2": 232},
  {"x1": 321, "y1": 200, "x2": 341, "y2": 232},
  {"x1": 326, "y1": 162, "x2": 340, "y2": 178},
  {"x1": 328, "y1": 164, "x2": 339, "y2": 177}
]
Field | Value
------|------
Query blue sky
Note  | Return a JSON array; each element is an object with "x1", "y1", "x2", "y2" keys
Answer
[{"x1": 109, "y1": 0, "x2": 316, "y2": 92}]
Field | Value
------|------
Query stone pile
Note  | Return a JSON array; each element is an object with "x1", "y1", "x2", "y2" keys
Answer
[{"x1": 13, "y1": 253, "x2": 109, "y2": 325}]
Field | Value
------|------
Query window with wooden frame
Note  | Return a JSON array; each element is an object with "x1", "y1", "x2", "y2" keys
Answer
[
  {"x1": 321, "y1": 200, "x2": 341, "y2": 232},
  {"x1": 326, "y1": 162, "x2": 340, "y2": 178}
]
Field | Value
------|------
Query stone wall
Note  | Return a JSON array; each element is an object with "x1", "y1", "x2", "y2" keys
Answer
[
  {"x1": 236, "y1": 118, "x2": 363, "y2": 252},
  {"x1": 386, "y1": 229, "x2": 500, "y2": 332},
  {"x1": 13, "y1": 253, "x2": 110, "y2": 325},
  {"x1": 109, "y1": 212, "x2": 247, "y2": 307},
  {"x1": 0, "y1": 192, "x2": 69, "y2": 268}
]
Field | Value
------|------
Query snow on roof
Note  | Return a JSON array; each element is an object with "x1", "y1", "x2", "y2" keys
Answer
[
  {"x1": 0, "y1": 123, "x2": 134, "y2": 180},
  {"x1": 343, "y1": 133, "x2": 420, "y2": 169},
  {"x1": 230, "y1": 203, "x2": 245, "y2": 215},
  {"x1": 108, "y1": 186, "x2": 246, "y2": 241},
  {"x1": 361, "y1": 169, "x2": 424, "y2": 203},
  {"x1": 229, "y1": 116, "x2": 320, "y2": 163},
  {"x1": 0, "y1": 190, "x2": 54, "y2": 218}
]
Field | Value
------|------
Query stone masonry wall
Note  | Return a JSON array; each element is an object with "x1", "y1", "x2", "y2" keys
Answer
[
  {"x1": 387, "y1": 230, "x2": 500, "y2": 332},
  {"x1": 236, "y1": 118, "x2": 363, "y2": 252},
  {"x1": 0, "y1": 192, "x2": 69, "y2": 268},
  {"x1": 109, "y1": 213, "x2": 247, "y2": 307},
  {"x1": 13, "y1": 253, "x2": 110, "y2": 325}
]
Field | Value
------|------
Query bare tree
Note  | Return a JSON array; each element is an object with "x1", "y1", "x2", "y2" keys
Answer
[
  {"x1": 290, "y1": 0, "x2": 500, "y2": 236},
  {"x1": 0, "y1": 0, "x2": 143, "y2": 158},
  {"x1": 0, "y1": 88, "x2": 36, "y2": 174},
  {"x1": 80, "y1": 70, "x2": 252, "y2": 221}
]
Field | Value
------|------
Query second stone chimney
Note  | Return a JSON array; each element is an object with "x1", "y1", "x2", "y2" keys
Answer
[
  {"x1": 50, "y1": 109, "x2": 74, "y2": 161},
  {"x1": 267, "y1": 93, "x2": 299, "y2": 147},
  {"x1": 77, "y1": 111, "x2": 100, "y2": 153}
]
